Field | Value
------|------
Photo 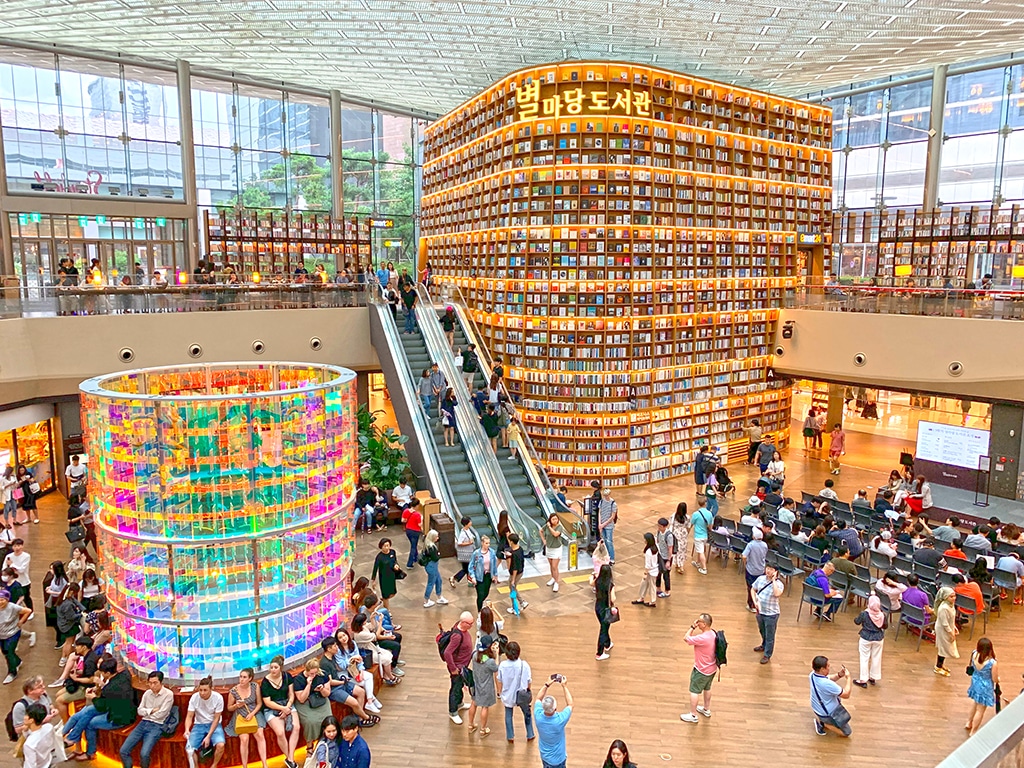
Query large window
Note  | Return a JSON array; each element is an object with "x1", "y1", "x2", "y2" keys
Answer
[{"x1": 0, "y1": 48, "x2": 183, "y2": 198}]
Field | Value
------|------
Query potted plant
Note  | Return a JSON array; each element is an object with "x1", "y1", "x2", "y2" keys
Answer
[{"x1": 356, "y1": 405, "x2": 413, "y2": 492}]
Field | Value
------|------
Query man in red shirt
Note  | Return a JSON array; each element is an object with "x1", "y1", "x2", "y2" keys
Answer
[
  {"x1": 402, "y1": 498, "x2": 424, "y2": 569},
  {"x1": 680, "y1": 613, "x2": 718, "y2": 724},
  {"x1": 443, "y1": 611, "x2": 475, "y2": 725}
]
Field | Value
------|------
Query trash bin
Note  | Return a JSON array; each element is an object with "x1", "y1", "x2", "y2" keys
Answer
[{"x1": 431, "y1": 513, "x2": 456, "y2": 558}]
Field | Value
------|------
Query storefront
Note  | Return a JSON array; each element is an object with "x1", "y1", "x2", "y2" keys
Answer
[{"x1": 0, "y1": 405, "x2": 57, "y2": 495}]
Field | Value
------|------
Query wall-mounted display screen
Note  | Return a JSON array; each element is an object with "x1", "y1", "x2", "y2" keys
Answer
[{"x1": 915, "y1": 420, "x2": 990, "y2": 469}]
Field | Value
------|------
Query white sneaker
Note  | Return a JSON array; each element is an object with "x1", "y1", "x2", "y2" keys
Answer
[
  {"x1": 437, "y1": 597, "x2": 449, "y2": 605},
  {"x1": 365, "y1": 701, "x2": 381, "y2": 714},
  {"x1": 48, "y1": 680, "x2": 63, "y2": 688},
  {"x1": 552, "y1": 583, "x2": 559, "y2": 592},
  {"x1": 3, "y1": 673, "x2": 16, "y2": 685},
  {"x1": 393, "y1": 668, "x2": 405, "y2": 677},
  {"x1": 371, "y1": 699, "x2": 384, "y2": 710},
  {"x1": 507, "y1": 607, "x2": 517, "y2": 615},
  {"x1": 508, "y1": 456, "x2": 516, "y2": 460},
  {"x1": 28, "y1": 632, "x2": 36, "y2": 647},
  {"x1": 459, "y1": 702, "x2": 472, "y2": 711},
  {"x1": 606, "y1": 642, "x2": 614, "y2": 650},
  {"x1": 546, "y1": 578, "x2": 555, "y2": 586},
  {"x1": 697, "y1": 705, "x2": 712, "y2": 718},
  {"x1": 450, "y1": 713, "x2": 463, "y2": 724},
  {"x1": 423, "y1": 600, "x2": 436, "y2": 608},
  {"x1": 680, "y1": 713, "x2": 699, "y2": 723},
  {"x1": 26, "y1": 613, "x2": 33, "y2": 622},
  {"x1": 596, "y1": 653, "x2": 610, "y2": 660},
  {"x1": 58, "y1": 658, "x2": 67, "y2": 667}
]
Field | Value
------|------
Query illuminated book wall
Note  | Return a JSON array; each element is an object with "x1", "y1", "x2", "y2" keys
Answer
[
  {"x1": 422, "y1": 62, "x2": 831, "y2": 486},
  {"x1": 80, "y1": 362, "x2": 358, "y2": 683}
]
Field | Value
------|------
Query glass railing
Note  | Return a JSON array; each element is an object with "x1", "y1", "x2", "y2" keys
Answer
[
  {"x1": 416, "y1": 285, "x2": 544, "y2": 554},
  {"x1": 0, "y1": 277, "x2": 368, "y2": 318},
  {"x1": 787, "y1": 280, "x2": 1024, "y2": 320},
  {"x1": 366, "y1": 288, "x2": 459, "y2": 526},
  {"x1": 431, "y1": 281, "x2": 590, "y2": 543}
]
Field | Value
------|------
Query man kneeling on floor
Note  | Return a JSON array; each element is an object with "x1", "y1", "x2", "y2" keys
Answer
[{"x1": 809, "y1": 655, "x2": 853, "y2": 738}]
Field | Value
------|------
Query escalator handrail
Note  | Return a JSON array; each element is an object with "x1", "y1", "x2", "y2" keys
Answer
[
  {"x1": 367, "y1": 288, "x2": 460, "y2": 526},
  {"x1": 428, "y1": 282, "x2": 589, "y2": 543},
  {"x1": 416, "y1": 285, "x2": 544, "y2": 554}
]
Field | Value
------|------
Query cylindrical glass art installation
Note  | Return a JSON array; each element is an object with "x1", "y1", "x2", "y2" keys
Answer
[{"x1": 80, "y1": 362, "x2": 358, "y2": 683}]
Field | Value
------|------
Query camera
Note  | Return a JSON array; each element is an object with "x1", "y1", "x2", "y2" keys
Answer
[{"x1": 551, "y1": 674, "x2": 565, "y2": 684}]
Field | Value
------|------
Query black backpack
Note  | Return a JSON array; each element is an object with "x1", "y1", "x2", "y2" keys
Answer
[
  {"x1": 714, "y1": 630, "x2": 728, "y2": 673},
  {"x1": 4, "y1": 698, "x2": 28, "y2": 742},
  {"x1": 436, "y1": 622, "x2": 460, "y2": 660}
]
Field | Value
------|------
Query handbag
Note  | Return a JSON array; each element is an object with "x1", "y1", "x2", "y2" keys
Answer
[
  {"x1": 811, "y1": 674, "x2": 851, "y2": 728},
  {"x1": 12, "y1": 488, "x2": 23, "y2": 501},
  {"x1": 515, "y1": 688, "x2": 532, "y2": 707},
  {"x1": 160, "y1": 706, "x2": 180, "y2": 736},
  {"x1": 395, "y1": 568, "x2": 407, "y2": 581},
  {"x1": 966, "y1": 651, "x2": 976, "y2": 677},
  {"x1": 606, "y1": 606, "x2": 621, "y2": 624},
  {"x1": 234, "y1": 710, "x2": 258, "y2": 735},
  {"x1": 302, "y1": 741, "x2": 321, "y2": 768},
  {"x1": 307, "y1": 690, "x2": 327, "y2": 708},
  {"x1": 65, "y1": 525, "x2": 87, "y2": 543},
  {"x1": 28, "y1": 482, "x2": 40, "y2": 495}
]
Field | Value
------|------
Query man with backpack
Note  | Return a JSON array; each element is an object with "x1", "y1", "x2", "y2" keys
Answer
[
  {"x1": 461, "y1": 344, "x2": 479, "y2": 390},
  {"x1": 7, "y1": 675, "x2": 57, "y2": 742},
  {"x1": 441, "y1": 611, "x2": 475, "y2": 725},
  {"x1": 680, "y1": 613, "x2": 721, "y2": 724},
  {"x1": 689, "y1": 501, "x2": 715, "y2": 576},
  {"x1": 655, "y1": 517, "x2": 675, "y2": 598}
]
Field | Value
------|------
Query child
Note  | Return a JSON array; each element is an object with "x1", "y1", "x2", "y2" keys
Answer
[{"x1": 590, "y1": 540, "x2": 611, "y2": 587}]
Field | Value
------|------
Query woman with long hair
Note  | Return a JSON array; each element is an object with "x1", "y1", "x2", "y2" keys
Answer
[
  {"x1": 466, "y1": 639, "x2": 500, "y2": 736},
  {"x1": 80, "y1": 568, "x2": 104, "y2": 612},
  {"x1": 226, "y1": 667, "x2": 269, "y2": 768},
  {"x1": 541, "y1": 513, "x2": 569, "y2": 593},
  {"x1": 594, "y1": 564, "x2": 617, "y2": 660},
  {"x1": 441, "y1": 387, "x2": 458, "y2": 447},
  {"x1": 477, "y1": 604, "x2": 503, "y2": 646},
  {"x1": 351, "y1": 613, "x2": 400, "y2": 685},
  {"x1": 966, "y1": 637, "x2": 1000, "y2": 734},
  {"x1": 440, "y1": 306, "x2": 457, "y2": 349},
  {"x1": 420, "y1": 529, "x2": 448, "y2": 608},
  {"x1": 260, "y1": 655, "x2": 300, "y2": 768},
  {"x1": 350, "y1": 577, "x2": 374, "y2": 611},
  {"x1": 65, "y1": 547, "x2": 91, "y2": 585},
  {"x1": 16, "y1": 464, "x2": 38, "y2": 524},
  {"x1": 934, "y1": 587, "x2": 959, "y2": 676},
  {"x1": 310, "y1": 716, "x2": 340, "y2": 766},
  {"x1": 43, "y1": 561, "x2": 69, "y2": 646},
  {"x1": 671, "y1": 503, "x2": 689, "y2": 574},
  {"x1": 802, "y1": 408, "x2": 818, "y2": 450},
  {"x1": 632, "y1": 533, "x2": 659, "y2": 608},
  {"x1": 603, "y1": 739, "x2": 637, "y2": 768},
  {"x1": 334, "y1": 627, "x2": 383, "y2": 714}
]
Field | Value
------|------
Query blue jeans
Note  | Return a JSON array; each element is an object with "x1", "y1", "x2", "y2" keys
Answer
[
  {"x1": 120, "y1": 719, "x2": 165, "y2": 768},
  {"x1": 360, "y1": 504, "x2": 375, "y2": 532},
  {"x1": 64, "y1": 705, "x2": 117, "y2": 757},
  {"x1": 2, "y1": 498, "x2": 15, "y2": 525},
  {"x1": 186, "y1": 722, "x2": 225, "y2": 752},
  {"x1": 755, "y1": 612, "x2": 779, "y2": 658},
  {"x1": 543, "y1": 762, "x2": 567, "y2": 768},
  {"x1": 404, "y1": 307, "x2": 417, "y2": 333},
  {"x1": 424, "y1": 559, "x2": 443, "y2": 599},
  {"x1": 601, "y1": 525, "x2": 616, "y2": 561},
  {"x1": 406, "y1": 529, "x2": 421, "y2": 568},
  {"x1": 504, "y1": 701, "x2": 534, "y2": 740}
]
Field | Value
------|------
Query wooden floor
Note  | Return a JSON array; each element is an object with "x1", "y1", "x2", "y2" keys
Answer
[{"x1": 3, "y1": 425, "x2": 1015, "y2": 768}]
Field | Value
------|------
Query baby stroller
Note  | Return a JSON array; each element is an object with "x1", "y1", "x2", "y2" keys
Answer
[{"x1": 713, "y1": 465, "x2": 736, "y2": 496}]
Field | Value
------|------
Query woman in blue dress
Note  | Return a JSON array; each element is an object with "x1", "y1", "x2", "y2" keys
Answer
[{"x1": 965, "y1": 637, "x2": 1000, "y2": 735}]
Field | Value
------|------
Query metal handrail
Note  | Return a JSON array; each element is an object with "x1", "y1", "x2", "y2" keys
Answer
[
  {"x1": 431, "y1": 281, "x2": 590, "y2": 542},
  {"x1": 416, "y1": 285, "x2": 544, "y2": 553},
  {"x1": 367, "y1": 286, "x2": 459, "y2": 526}
]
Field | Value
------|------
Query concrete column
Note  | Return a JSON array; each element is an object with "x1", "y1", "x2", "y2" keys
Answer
[
  {"x1": 329, "y1": 89, "x2": 344, "y2": 220},
  {"x1": 923, "y1": 64, "x2": 948, "y2": 211},
  {"x1": 0, "y1": 123, "x2": 14, "y2": 276},
  {"x1": 826, "y1": 383, "x2": 845, "y2": 431},
  {"x1": 176, "y1": 59, "x2": 200, "y2": 270},
  {"x1": 988, "y1": 403, "x2": 1024, "y2": 500}
]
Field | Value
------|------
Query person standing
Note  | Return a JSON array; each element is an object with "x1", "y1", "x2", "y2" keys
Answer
[
  {"x1": 505, "y1": 533, "x2": 528, "y2": 615},
  {"x1": 419, "y1": 529, "x2": 448, "y2": 608},
  {"x1": 542, "y1": 514, "x2": 569, "y2": 593},
  {"x1": 828, "y1": 423, "x2": 846, "y2": 475},
  {"x1": 120, "y1": 670, "x2": 175, "y2": 768},
  {"x1": 0, "y1": 587, "x2": 30, "y2": 684},
  {"x1": 400, "y1": 282, "x2": 418, "y2": 334},
  {"x1": 451, "y1": 516, "x2": 477, "y2": 587},
  {"x1": 16, "y1": 464, "x2": 39, "y2": 525},
  {"x1": 655, "y1": 518, "x2": 675, "y2": 598},
  {"x1": 3, "y1": 537, "x2": 33, "y2": 614},
  {"x1": 965, "y1": 638, "x2": 999, "y2": 734},
  {"x1": 22, "y1": 702, "x2": 65, "y2": 768},
  {"x1": 750, "y1": 563, "x2": 784, "y2": 664},
  {"x1": 534, "y1": 676, "x2": 573, "y2": 768},
  {"x1": 689, "y1": 500, "x2": 714, "y2": 575},
  {"x1": 64, "y1": 455, "x2": 87, "y2": 497},
  {"x1": 809, "y1": 656, "x2": 853, "y2": 737},
  {"x1": 597, "y1": 488, "x2": 618, "y2": 564},
  {"x1": 745, "y1": 419, "x2": 763, "y2": 464},
  {"x1": 934, "y1": 586, "x2": 960, "y2": 677},
  {"x1": 444, "y1": 611, "x2": 475, "y2": 725},
  {"x1": 495, "y1": 641, "x2": 533, "y2": 742},
  {"x1": 852, "y1": 596, "x2": 888, "y2": 688},
  {"x1": 631, "y1": 533, "x2": 659, "y2": 608},
  {"x1": 462, "y1": 344, "x2": 480, "y2": 390},
  {"x1": 594, "y1": 564, "x2": 617, "y2": 660},
  {"x1": 742, "y1": 528, "x2": 768, "y2": 612},
  {"x1": 671, "y1": 503, "x2": 689, "y2": 574},
  {"x1": 469, "y1": 536, "x2": 499, "y2": 611},
  {"x1": 338, "y1": 714, "x2": 372, "y2": 768},
  {"x1": 467, "y1": 639, "x2": 500, "y2": 736},
  {"x1": 693, "y1": 445, "x2": 710, "y2": 496},
  {"x1": 370, "y1": 538, "x2": 400, "y2": 610},
  {"x1": 802, "y1": 408, "x2": 818, "y2": 450},
  {"x1": 402, "y1": 498, "x2": 423, "y2": 569},
  {"x1": 679, "y1": 614, "x2": 718, "y2": 723},
  {"x1": 441, "y1": 388, "x2": 458, "y2": 446}
]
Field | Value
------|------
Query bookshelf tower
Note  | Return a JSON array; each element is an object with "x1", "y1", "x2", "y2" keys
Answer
[{"x1": 422, "y1": 62, "x2": 832, "y2": 487}]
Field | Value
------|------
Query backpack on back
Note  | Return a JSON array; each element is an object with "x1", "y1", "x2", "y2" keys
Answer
[
  {"x1": 714, "y1": 630, "x2": 728, "y2": 674},
  {"x1": 435, "y1": 622, "x2": 460, "y2": 660},
  {"x1": 4, "y1": 697, "x2": 28, "y2": 742}
]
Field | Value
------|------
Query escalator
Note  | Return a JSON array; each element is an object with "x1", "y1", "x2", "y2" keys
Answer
[
  {"x1": 449, "y1": 318, "x2": 548, "y2": 533},
  {"x1": 395, "y1": 326, "x2": 494, "y2": 538}
]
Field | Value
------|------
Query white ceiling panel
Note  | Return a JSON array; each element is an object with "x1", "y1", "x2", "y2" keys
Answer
[{"x1": 0, "y1": 0, "x2": 1021, "y2": 114}]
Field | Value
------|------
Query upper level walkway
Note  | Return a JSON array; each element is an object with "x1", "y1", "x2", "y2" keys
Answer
[{"x1": 786, "y1": 283, "x2": 1024, "y2": 321}]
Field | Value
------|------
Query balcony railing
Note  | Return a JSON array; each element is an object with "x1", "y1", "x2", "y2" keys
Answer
[
  {"x1": 787, "y1": 282, "x2": 1024, "y2": 321},
  {"x1": 0, "y1": 279, "x2": 368, "y2": 318}
]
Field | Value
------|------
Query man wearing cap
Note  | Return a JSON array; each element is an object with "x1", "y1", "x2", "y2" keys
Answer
[
  {"x1": 0, "y1": 587, "x2": 30, "y2": 684},
  {"x1": 534, "y1": 675, "x2": 572, "y2": 768},
  {"x1": 742, "y1": 528, "x2": 769, "y2": 612},
  {"x1": 597, "y1": 488, "x2": 617, "y2": 564},
  {"x1": 740, "y1": 496, "x2": 763, "y2": 529},
  {"x1": 655, "y1": 517, "x2": 676, "y2": 599},
  {"x1": 751, "y1": 562, "x2": 784, "y2": 664}
]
